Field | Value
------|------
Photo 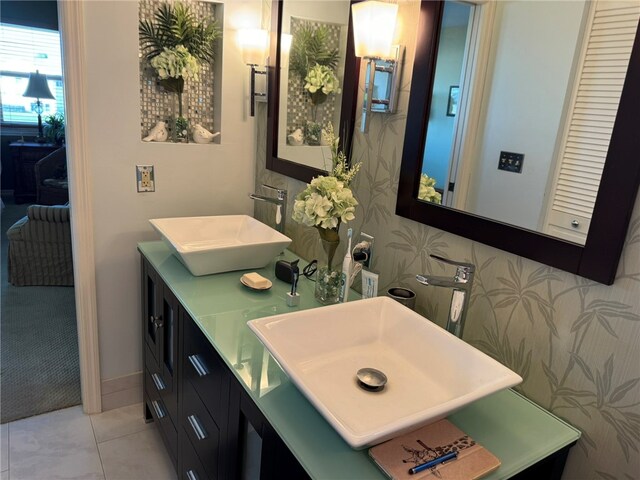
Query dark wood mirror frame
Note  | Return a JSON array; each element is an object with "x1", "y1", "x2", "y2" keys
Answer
[
  {"x1": 396, "y1": 1, "x2": 640, "y2": 285},
  {"x1": 266, "y1": 0, "x2": 361, "y2": 184}
]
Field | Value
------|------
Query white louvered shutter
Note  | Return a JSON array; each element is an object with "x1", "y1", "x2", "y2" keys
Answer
[{"x1": 544, "y1": 0, "x2": 639, "y2": 243}]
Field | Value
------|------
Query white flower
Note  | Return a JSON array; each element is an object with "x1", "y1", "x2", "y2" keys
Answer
[
  {"x1": 292, "y1": 175, "x2": 358, "y2": 229},
  {"x1": 304, "y1": 64, "x2": 341, "y2": 97},
  {"x1": 418, "y1": 173, "x2": 442, "y2": 204},
  {"x1": 150, "y1": 45, "x2": 200, "y2": 81}
]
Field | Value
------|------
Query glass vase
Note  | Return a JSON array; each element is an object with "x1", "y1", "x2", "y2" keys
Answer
[
  {"x1": 172, "y1": 91, "x2": 189, "y2": 143},
  {"x1": 314, "y1": 229, "x2": 341, "y2": 305}
]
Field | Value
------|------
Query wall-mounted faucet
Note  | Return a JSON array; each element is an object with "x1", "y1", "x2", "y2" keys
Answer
[
  {"x1": 249, "y1": 184, "x2": 287, "y2": 234},
  {"x1": 416, "y1": 255, "x2": 475, "y2": 339}
]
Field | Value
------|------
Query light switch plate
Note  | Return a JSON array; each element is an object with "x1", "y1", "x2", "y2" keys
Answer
[
  {"x1": 136, "y1": 165, "x2": 155, "y2": 192},
  {"x1": 498, "y1": 151, "x2": 524, "y2": 173}
]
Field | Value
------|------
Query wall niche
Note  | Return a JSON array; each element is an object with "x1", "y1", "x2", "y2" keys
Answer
[{"x1": 138, "y1": 0, "x2": 223, "y2": 144}]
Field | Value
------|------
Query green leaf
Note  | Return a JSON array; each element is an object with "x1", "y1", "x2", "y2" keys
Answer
[
  {"x1": 537, "y1": 303, "x2": 559, "y2": 337},
  {"x1": 603, "y1": 355, "x2": 614, "y2": 394},
  {"x1": 521, "y1": 297, "x2": 534, "y2": 324},
  {"x1": 496, "y1": 276, "x2": 518, "y2": 290},
  {"x1": 494, "y1": 296, "x2": 519, "y2": 309},
  {"x1": 570, "y1": 353, "x2": 595, "y2": 382},
  {"x1": 563, "y1": 396, "x2": 592, "y2": 418},
  {"x1": 571, "y1": 311, "x2": 595, "y2": 333},
  {"x1": 555, "y1": 387, "x2": 596, "y2": 398},
  {"x1": 541, "y1": 361, "x2": 559, "y2": 387},
  {"x1": 609, "y1": 377, "x2": 640, "y2": 404}
]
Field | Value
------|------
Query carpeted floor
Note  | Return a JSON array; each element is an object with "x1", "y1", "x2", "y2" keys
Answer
[{"x1": 1, "y1": 198, "x2": 81, "y2": 423}]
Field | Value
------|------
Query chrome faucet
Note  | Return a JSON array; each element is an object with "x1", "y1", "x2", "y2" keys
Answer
[
  {"x1": 416, "y1": 255, "x2": 475, "y2": 339},
  {"x1": 249, "y1": 184, "x2": 287, "y2": 234}
]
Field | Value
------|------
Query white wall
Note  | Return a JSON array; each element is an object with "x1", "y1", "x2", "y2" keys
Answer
[
  {"x1": 80, "y1": 0, "x2": 260, "y2": 381},
  {"x1": 466, "y1": 1, "x2": 586, "y2": 230}
]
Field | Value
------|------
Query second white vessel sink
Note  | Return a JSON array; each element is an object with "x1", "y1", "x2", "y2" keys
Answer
[
  {"x1": 150, "y1": 215, "x2": 291, "y2": 276},
  {"x1": 248, "y1": 297, "x2": 522, "y2": 449}
]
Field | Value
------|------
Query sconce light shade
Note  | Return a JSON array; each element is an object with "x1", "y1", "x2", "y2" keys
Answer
[
  {"x1": 239, "y1": 28, "x2": 268, "y2": 65},
  {"x1": 351, "y1": 1, "x2": 398, "y2": 58},
  {"x1": 23, "y1": 70, "x2": 55, "y2": 100}
]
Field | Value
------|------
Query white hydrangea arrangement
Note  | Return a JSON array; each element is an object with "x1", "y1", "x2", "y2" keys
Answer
[
  {"x1": 304, "y1": 64, "x2": 341, "y2": 102},
  {"x1": 150, "y1": 45, "x2": 200, "y2": 82},
  {"x1": 293, "y1": 124, "x2": 361, "y2": 232},
  {"x1": 292, "y1": 177, "x2": 358, "y2": 230},
  {"x1": 418, "y1": 173, "x2": 442, "y2": 204}
]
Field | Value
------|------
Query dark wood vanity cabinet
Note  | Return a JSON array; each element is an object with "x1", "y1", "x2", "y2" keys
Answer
[
  {"x1": 142, "y1": 258, "x2": 308, "y2": 480},
  {"x1": 142, "y1": 259, "x2": 179, "y2": 467}
]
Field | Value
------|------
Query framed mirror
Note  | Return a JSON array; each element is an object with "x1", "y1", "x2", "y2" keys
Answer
[
  {"x1": 266, "y1": 0, "x2": 360, "y2": 183},
  {"x1": 397, "y1": 0, "x2": 640, "y2": 285}
]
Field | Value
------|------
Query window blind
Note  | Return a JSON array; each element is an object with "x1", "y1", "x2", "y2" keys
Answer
[{"x1": 0, "y1": 22, "x2": 64, "y2": 124}]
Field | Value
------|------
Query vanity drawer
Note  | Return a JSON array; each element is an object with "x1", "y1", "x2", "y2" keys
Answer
[
  {"x1": 181, "y1": 378, "x2": 221, "y2": 479},
  {"x1": 181, "y1": 435, "x2": 208, "y2": 480},
  {"x1": 183, "y1": 316, "x2": 225, "y2": 424},
  {"x1": 145, "y1": 344, "x2": 178, "y2": 422},
  {"x1": 144, "y1": 368, "x2": 178, "y2": 466}
]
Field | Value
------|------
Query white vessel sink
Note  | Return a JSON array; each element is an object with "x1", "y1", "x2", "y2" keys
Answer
[
  {"x1": 248, "y1": 297, "x2": 522, "y2": 449},
  {"x1": 149, "y1": 215, "x2": 291, "y2": 276}
]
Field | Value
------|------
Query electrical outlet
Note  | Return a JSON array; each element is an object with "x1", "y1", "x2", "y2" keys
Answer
[
  {"x1": 136, "y1": 165, "x2": 155, "y2": 192},
  {"x1": 354, "y1": 232, "x2": 374, "y2": 268}
]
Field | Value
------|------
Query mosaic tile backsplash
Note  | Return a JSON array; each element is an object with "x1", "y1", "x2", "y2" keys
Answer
[
  {"x1": 138, "y1": 0, "x2": 219, "y2": 141},
  {"x1": 286, "y1": 17, "x2": 343, "y2": 137}
]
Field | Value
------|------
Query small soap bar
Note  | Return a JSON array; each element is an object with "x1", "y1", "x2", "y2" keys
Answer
[{"x1": 242, "y1": 272, "x2": 270, "y2": 289}]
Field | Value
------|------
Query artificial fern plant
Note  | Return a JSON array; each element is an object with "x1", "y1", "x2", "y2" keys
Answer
[
  {"x1": 289, "y1": 25, "x2": 339, "y2": 82},
  {"x1": 139, "y1": 2, "x2": 221, "y2": 64}
]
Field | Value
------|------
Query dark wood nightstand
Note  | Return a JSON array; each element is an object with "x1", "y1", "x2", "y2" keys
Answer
[{"x1": 10, "y1": 142, "x2": 59, "y2": 203}]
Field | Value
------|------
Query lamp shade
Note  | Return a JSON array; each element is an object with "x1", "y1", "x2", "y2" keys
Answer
[
  {"x1": 23, "y1": 70, "x2": 55, "y2": 100},
  {"x1": 239, "y1": 29, "x2": 269, "y2": 65},
  {"x1": 351, "y1": 1, "x2": 398, "y2": 58}
]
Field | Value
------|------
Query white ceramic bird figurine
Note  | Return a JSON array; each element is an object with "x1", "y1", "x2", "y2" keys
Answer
[
  {"x1": 143, "y1": 121, "x2": 168, "y2": 142},
  {"x1": 192, "y1": 124, "x2": 220, "y2": 144},
  {"x1": 287, "y1": 128, "x2": 304, "y2": 146}
]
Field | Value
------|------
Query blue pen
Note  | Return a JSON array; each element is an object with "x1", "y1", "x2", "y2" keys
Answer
[{"x1": 408, "y1": 451, "x2": 458, "y2": 475}]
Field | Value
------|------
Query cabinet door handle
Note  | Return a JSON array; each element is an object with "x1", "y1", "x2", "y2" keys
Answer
[
  {"x1": 186, "y1": 470, "x2": 199, "y2": 480},
  {"x1": 151, "y1": 373, "x2": 166, "y2": 391},
  {"x1": 188, "y1": 354, "x2": 209, "y2": 377},
  {"x1": 151, "y1": 400, "x2": 166, "y2": 419},
  {"x1": 150, "y1": 315, "x2": 164, "y2": 329},
  {"x1": 187, "y1": 414, "x2": 208, "y2": 441}
]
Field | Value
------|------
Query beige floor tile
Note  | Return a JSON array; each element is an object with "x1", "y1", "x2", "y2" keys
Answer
[
  {"x1": 9, "y1": 406, "x2": 104, "y2": 480},
  {"x1": 90, "y1": 403, "x2": 153, "y2": 444},
  {"x1": 98, "y1": 427, "x2": 176, "y2": 480},
  {"x1": 1, "y1": 423, "x2": 8, "y2": 472}
]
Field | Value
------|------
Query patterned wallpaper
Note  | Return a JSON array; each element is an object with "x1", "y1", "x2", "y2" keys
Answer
[
  {"x1": 255, "y1": 1, "x2": 640, "y2": 478},
  {"x1": 138, "y1": 0, "x2": 219, "y2": 139}
]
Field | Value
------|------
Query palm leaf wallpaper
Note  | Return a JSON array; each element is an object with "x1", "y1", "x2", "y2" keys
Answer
[{"x1": 255, "y1": 1, "x2": 639, "y2": 478}]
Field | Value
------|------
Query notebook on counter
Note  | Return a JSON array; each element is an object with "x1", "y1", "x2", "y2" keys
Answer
[{"x1": 369, "y1": 419, "x2": 501, "y2": 480}]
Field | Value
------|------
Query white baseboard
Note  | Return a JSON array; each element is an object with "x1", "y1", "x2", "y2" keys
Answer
[{"x1": 101, "y1": 372, "x2": 142, "y2": 411}]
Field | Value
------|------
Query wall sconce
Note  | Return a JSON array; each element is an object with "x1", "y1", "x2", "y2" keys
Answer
[
  {"x1": 22, "y1": 70, "x2": 55, "y2": 141},
  {"x1": 351, "y1": 1, "x2": 404, "y2": 132},
  {"x1": 239, "y1": 28, "x2": 268, "y2": 117}
]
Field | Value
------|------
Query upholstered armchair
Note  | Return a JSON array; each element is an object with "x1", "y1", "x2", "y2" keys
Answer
[
  {"x1": 7, "y1": 204, "x2": 74, "y2": 286},
  {"x1": 34, "y1": 147, "x2": 69, "y2": 205}
]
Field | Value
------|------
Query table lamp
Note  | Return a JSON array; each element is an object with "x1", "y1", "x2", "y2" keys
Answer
[{"x1": 23, "y1": 70, "x2": 55, "y2": 142}]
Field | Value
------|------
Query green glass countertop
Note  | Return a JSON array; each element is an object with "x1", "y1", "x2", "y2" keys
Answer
[{"x1": 138, "y1": 241, "x2": 580, "y2": 479}]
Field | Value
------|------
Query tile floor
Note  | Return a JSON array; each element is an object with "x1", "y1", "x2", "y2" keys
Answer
[{"x1": 0, "y1": 403, "x2": 176, "y2": 480}]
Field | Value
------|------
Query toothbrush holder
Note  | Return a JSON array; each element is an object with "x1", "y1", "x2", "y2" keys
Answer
[{"x1": 387, "y1": 287, "x2": 416, "y2": 310}]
